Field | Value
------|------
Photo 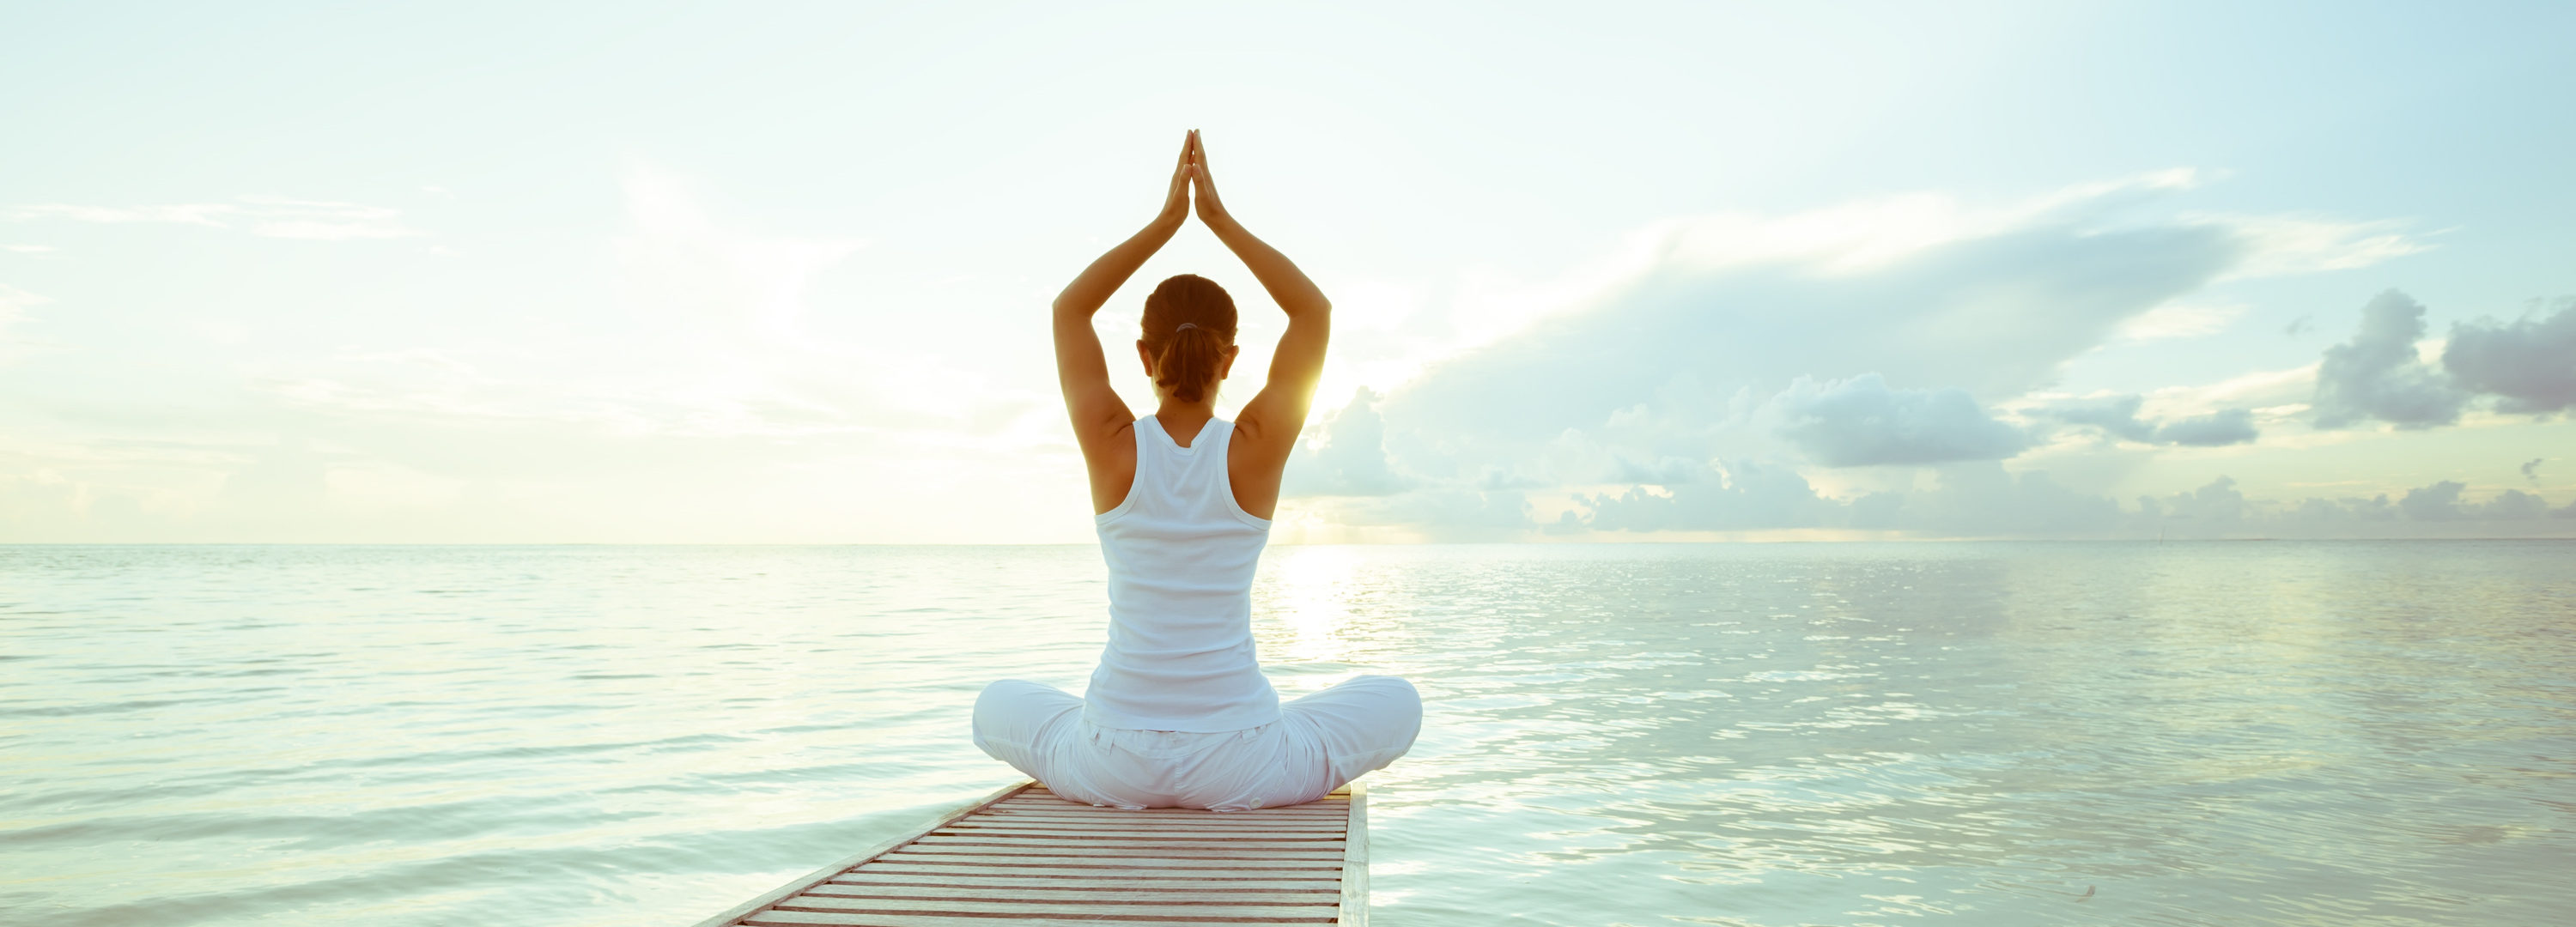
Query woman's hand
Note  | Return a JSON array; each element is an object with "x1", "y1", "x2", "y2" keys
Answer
[
  {"x1": 1157, "y1": 130, "x2": 1194, "y2": 227},
  {"x1": 1186, "y1": 129, "x2": 1235, "y2": 230}
]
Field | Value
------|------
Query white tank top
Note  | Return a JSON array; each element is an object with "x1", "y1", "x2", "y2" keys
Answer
[{"x1": 1083, "y1": 415, "x2": 1281, "y2": 732}]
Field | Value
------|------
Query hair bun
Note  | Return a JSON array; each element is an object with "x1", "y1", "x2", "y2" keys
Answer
[{"x1": 1142, "y1": 275, "x2": 1238, "y2": 403}]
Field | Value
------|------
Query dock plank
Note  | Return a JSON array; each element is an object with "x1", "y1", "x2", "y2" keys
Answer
[
  {"x1": 744, "y1": 913, "x2": 1316, "y2": 927},
  {"x1": 827, "y1": 873, "x2": 1337, "y2": 892},
  {"x1": 969, "y1": 814, "x2": 1350, "y2": 824},
  {"x1": 775, "y1": 895, "x2": 1339, "y2": 919},
  {"x1": 933, "y1": 827, "x2": 1347, "y2": 839},
  {"x1": 694, "y1": 779, "x2": 1368, "y2": 926},
  {"x1": 979, "y1": 803, "x2": 1349, "y2": 815},
  {"x1": 985, "y1": 806, "x2": 1346, "y2": 820},
  {"x1": 854, "y1": 862, "x2": 1342, "y2": 881},
  {"x1": 876, "y1": 851, "x2": 1345, "y2": 869},
  {"x1": 910, "y1": 834, "x2": 1345, "y2": 851},
  {"x1": 999, "y1": 795, "x2": 1346, "y2": 809},
  {"x1": 807, "y1": 883, "x2": 1338, "y2": 904}
]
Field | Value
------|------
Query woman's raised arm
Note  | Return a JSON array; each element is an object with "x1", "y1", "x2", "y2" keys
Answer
[
  {"x1": 1186, "y1": 132, "x2": 1331, "y2": 462},
  {"x1": 1054, "y1": 133, "x2": 1194, "y2": 451}
]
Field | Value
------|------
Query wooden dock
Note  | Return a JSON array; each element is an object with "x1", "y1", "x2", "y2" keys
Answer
[{"x1": 690, "y1": 779, "x2": 1368, "y2": 927}]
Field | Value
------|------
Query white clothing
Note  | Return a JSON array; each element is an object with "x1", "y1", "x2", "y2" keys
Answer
[
  {"x1": 975, "y1": 675, "x2": 1421, "y2": 811},
  {"x1": 1083, "y1": 415, "x2": 1279, "y2": 732},
  {"x1": 970, "y1": 415, "x2": 1423, "y2": 809}
]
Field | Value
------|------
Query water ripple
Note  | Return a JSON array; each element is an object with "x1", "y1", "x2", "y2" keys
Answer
[{"x1": 1, "y1": 542, "x2": 2571, "y2": 925}]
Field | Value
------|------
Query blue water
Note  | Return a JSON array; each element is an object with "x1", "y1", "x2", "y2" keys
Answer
[{"x1": 3, "y1": 542, "x2": 2571, "y2": 925}]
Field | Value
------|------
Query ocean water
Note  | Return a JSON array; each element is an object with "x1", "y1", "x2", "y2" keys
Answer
[{"x1": 2, "y1": 542, "x2": 2571, "y2": 926}]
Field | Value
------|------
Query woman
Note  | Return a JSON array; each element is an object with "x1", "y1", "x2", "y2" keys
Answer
[{"x1": 972, "y1": 130, "x2": 1421, "y2": 811}]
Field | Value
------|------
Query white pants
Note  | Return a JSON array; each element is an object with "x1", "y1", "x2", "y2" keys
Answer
[{"x1": 972, "y1": 676, "x2": 1422, "y2": 811}]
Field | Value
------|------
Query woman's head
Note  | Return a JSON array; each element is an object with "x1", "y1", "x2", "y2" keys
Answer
[{"x1": 1137, "y1": 274, "x2": 1239, "y2": 403}]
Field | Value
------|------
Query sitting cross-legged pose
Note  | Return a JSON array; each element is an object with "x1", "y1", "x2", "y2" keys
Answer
[{"x1": 973, "y1": 130, "x2": 1420, "y2": 810}]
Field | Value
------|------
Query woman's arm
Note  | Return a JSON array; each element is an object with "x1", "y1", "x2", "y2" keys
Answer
[
  {"x1": 1192, "y1": 134, "x2": 1330, "y2": 444},
  {"x1": 1054, "y1": 134, "x2": 1192, "y2": 451},
  {"x1": 1188, "y1": 132, "x2": 1331, "y2": 512}
]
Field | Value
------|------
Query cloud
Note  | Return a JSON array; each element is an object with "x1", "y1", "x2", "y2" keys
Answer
[
  {"x1": 1371, "y1": 172, "x2": 2432, "y2": 491},
  {"x1": 2306, "y1": 290, "x2": 2575, "y2": 429},
  {"x1": 2137, "y1": 475, "x2": 2250, "y2": 529},
  {"x1": 9, "y1": 196, "x2": 416, "y2": 239},
  {"x1": 1283, "y1": 388, "x2": 1411, "y2": 497},
  {"x1": 2115, "y1": 300, "x2": 2244, "y2": 342},
  {"x1": 2440, "y1": 297, "x2": 2576, "y2": 415},
  {"x1": 2397, "y1": 480, "x2": 2470, "y2": 521},
  {"x1": 2524, "y1": 458, "x2": 2545, "y2": 483},
  {"x1": 2129, "y1": 476, "x2": 2571, "y2": 532},
  {"x1": 1773, "y1": 374, "x2": 2029, "y2": 467},
  {"x1": 1279, "y1": 174, "x2": 2472, "y2": 541},
  {"x1": 2287, "y1": 493, "x2": 2396, "y2": 524},
  {"x1": 229, "y1": 196, "x2": 415, "y2": 240},
  {"x1": 1380, "y1": 177, "x2": 2260, "y2": 451},
  {"x1": 1578, "y1": 468, "x2": 2573, "y2": 538},
  {"x1": 2041, "y1": 395, "x2": 2160, "y2": 441},
  {"x1": 2190, "y1": 214, "x2": 2433, "y2": 279},
  {"x1": 1582, "y1": 459, "x2": 1839, "y2": 531},
  {"x1": 2033, "y1": 394, "x2": 2265, "y2": 446},
  {"x1": 9, "y1": 161, "x2": 2496, "y2": 542},
  {"x1": 2389, "y1": 481, "x2": 2558, "y2": 521},
  {"x1": 1566, "y1": 463, "x2": 2576, "y2": 538},
  {"x1": 1386, "y1": 218, "x2": 2243, "y2": 461},
  {"x1": 2311, "y1": 289, "x2": 2469, "y2": 428},
  {"x1": 1609, "y1": 453, "x2": 1710, "y2": 487},
  {"x1": 1566, "y1": 463, "x2": 2116, "y2": 536},
  {"x1": 12, "y1": 203, "x2": 233, "y2": 226},
  {"x1": 2151, "y1": 409, "x2": 2260, "y2": 446},
  {"x1": 1282, "y1": 433, "x2": 2576, "y2": 538},
  {"x1": 2483, "y1": 489, "x2": 2552, "y2": 520}
]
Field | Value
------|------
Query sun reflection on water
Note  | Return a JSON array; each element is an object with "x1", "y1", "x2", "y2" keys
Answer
[{"x1": 1253, "y1": 545, "x2": 1364, "y2": 672}]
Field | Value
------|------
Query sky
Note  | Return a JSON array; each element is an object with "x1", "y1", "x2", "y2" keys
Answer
[{"x1": 3, "y1": 1, "x2": 2572, "y2": 542}]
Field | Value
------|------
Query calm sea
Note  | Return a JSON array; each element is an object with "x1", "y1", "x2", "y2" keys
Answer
[{"x1": 2, "y1": 542, "x2": 2570, "y2": 926}]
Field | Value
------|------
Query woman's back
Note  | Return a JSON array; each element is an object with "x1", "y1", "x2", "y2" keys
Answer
[
  {"x1": 1085, "y1": 415, "x2": 1279, "y2": 732},
  {"x1": 972, "y1": 130, "x2": 1414, "y2": 810}
]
